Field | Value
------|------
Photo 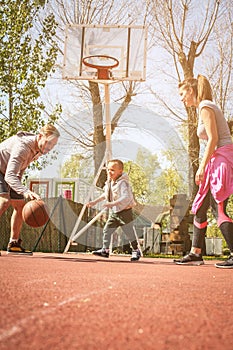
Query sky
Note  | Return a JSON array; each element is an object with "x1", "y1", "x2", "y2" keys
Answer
[
  {"x1": 32, "y1": 35, "x2": 186, "y2": 179},
  {"x1": 28, "y1": 0, "x2": 230, "y2": 196},
  {"x1": 31, "y1": 100, "x2": 190, "y2": 194}
]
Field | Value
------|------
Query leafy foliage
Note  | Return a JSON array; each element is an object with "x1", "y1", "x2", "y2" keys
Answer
[
  {"x1": 125, "y1": 148, "x2": 187, "y2": 205},
  {"x1": 206, "y1": 195, "x2": 233, "y2": 250},
  {"x1": 59, "y1": 146, "x2": 188, "y2": 206},
  {"x1": 154, "y1": 168, "x2": 184, "y2": 205},
  {"x1": 124, "y1": 161, "x2": 149, "y2": 203},
  {"x1": 0, "y1": 0, "x2": 59, "y2": 141},
  {"x1": 61, "y1": 154, "x2": 93, "y2": 183}
]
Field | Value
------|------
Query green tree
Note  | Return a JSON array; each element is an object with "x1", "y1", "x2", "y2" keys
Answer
[
  {"x1": 148, "y1": 0, "x2": 229, "y2": 199},
  {"x1": 123, "y1": 149, "x2": 161, "y2": 204},
  {"x1": 152, "y1": 149, "x2": 188, "y2": 205},
  {"x1": 136, "y1": 148, "x2": 160, "y2": 186},
  {"x1": 154, "y1": 168, "x2": 185, "y2": 205},
  {"x1": 61, "y1": 154, "x2": 93, "y2": 182},
  {"x1": 0, "y1": 0, "x2": 59, "y2": 142},
  {"x1": 130, "y1": 148, "x2": 187, "y2": 206},
  {"x1": 206, "y1": 195, "x2": 233, "y2": 251},
  {"x1": 124, "y1": 161, "x2": 149, "y2": 204}
]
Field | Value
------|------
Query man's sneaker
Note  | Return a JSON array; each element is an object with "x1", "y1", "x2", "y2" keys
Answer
[
  {"x1": 174, "y1": 252, "x2": 204, "y2": 266},
  {"x1": 7, "y1": 240, "x2": 33, "y2": 256},
  {"x1": 92, "y1": 248, "x2": 109, "y2": 258},
  {"x1": 215, "y1": 255, "x2": 233, "y2": 269},
  {"x1": 130, "y1": 249, "x2": 141, "y2": 261}
]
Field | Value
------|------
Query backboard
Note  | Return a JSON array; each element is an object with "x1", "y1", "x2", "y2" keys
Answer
[{"x1": 63, "y1": 24, "x2": 148, "y2": 82}]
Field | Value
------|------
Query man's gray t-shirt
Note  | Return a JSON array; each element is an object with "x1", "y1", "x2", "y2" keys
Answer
[{"x1": 0, "y1": 132, "x2": 40, "y2": 194}]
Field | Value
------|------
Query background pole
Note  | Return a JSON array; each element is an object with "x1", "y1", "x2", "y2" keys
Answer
[{"x1": 104, "y1": 83, "x2": 112, "y2": 161}]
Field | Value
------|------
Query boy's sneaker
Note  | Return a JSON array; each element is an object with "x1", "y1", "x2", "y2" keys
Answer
[
  {"x1": 92, "y1": 248, "x2": 109, "y2": 258},
  {"x1": 7, "y1": 239, "x2": 33, "y2": 256},
  {"x1": 215, "y1": 255, "x2": 233, "y2": 269},
  {"x1": 174, "y1": 252, "x2": 204, "y2": 266},
  {"x1": 131, "y1": 249, "x2": 141, "y2": 261}
]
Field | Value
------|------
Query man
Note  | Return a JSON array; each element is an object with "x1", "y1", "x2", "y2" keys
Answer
[{"x1": 0, "y1": 124, "x2": 60, "y2": 255}]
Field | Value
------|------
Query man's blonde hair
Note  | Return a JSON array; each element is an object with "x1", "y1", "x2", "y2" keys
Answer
[{"x1": 40, "y1": 124, "x2": 60, "y2": 138}]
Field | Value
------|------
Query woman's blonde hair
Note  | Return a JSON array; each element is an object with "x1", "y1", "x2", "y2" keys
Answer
[
  {"x1": 178, "y1": 75, "x2": 213, "y2": 104},
  {"x1": 40, "y1": 124, "x2": 60, "y2": 138}
]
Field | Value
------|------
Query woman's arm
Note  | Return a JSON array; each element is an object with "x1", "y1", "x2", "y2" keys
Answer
[{"x1": 195, "y1": 106, "x2": 218, "y2": 185}]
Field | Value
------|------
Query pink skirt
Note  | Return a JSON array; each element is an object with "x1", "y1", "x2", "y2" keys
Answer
[{"x1": 192, "y1": 144, "x2": 233, "y2": 214}]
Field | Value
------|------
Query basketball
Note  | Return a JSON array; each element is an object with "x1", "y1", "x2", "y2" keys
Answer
[{"x1": 22, "y1": 200, "x2": 49, "y2": 228}]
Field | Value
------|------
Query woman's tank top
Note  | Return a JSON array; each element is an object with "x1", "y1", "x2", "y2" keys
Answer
[{"x1": 197, "y1": 100, "x2": 232, "y2": 148}]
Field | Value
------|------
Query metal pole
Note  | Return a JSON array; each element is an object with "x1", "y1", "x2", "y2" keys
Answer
[
  {"x1": 69, "y1": 209, "x2": 106, "y2": 243},
  {"x1": 104, "y1": 83, "x2": 112, "y2": 161}
]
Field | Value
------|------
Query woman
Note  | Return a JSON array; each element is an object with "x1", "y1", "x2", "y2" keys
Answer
[{"x1": 174, "y1": 75, "x2": 233, "y2": 268}]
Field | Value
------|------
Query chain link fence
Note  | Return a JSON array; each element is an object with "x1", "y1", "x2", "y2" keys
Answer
[
  {"x1": 1, "y1": 197, "x2": 148, "y2": 254},
  {"x1": 0, "y1": 197, "x2": 103, "y2": 253}
]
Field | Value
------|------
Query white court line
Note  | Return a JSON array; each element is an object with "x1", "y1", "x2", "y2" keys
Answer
[{"x1": 0, "y1": 284, "x2": 114, "y2": 342}]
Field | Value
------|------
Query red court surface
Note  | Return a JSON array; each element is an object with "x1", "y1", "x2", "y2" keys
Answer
[{"x1": 1, "y1": 252, "x2": 233, "y2": 350}]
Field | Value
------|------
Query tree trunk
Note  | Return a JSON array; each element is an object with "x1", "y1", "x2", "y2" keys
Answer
[
  {"x1": 187, "y1": 107, "x2": 199, "y2": 201},
  {"x1": 178, "y1": 48, "x2": 200, "y2": 201},
  {"x1": 88, "y1": 81, "x2": 134, "y2": 188},
  {"x1": 88, "y1": 81, "x2": 105, "y2": 176}
]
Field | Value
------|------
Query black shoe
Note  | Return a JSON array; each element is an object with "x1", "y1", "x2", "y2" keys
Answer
[
  {"x1": 92, "y1": 248, "x2": 109, "y2": 258},
  {"x1": 130, "y1": 249, "x2": 141, "y2": 261},
  {"x1": 174, "y1": 253, "x2": 204, "y2": 266},
  {"x1": 7, "y1": 239, "x2": 33, "y2": 256},
  {"x1": 215, "y1": 255, "x2": 233, "y2": 269}
]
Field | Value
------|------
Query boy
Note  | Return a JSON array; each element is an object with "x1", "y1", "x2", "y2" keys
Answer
[{"x1": 87, "y1": 159, "x2": 141, "y2": 261}]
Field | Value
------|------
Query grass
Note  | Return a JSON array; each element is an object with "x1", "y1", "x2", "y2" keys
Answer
[{"x1": 143, "y1": 253, "x2": 229, "y2": 260}]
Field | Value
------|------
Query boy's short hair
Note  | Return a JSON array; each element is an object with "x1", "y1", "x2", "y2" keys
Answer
[{"x1": 107, "y1": 159, "x2": 124, "y2": 170}]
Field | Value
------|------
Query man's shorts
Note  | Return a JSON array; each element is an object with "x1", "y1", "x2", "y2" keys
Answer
[{"x1": 0, "y1": 172, "x2": 24, "y2": 200}]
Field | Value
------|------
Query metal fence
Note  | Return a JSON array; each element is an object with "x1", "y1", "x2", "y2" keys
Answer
[
  {"x1": 0, "y1": 197, "x2": 92, "y2": 253},
  {"x1": 0, "y1": 197, "x2": 140, "y2": 254}
]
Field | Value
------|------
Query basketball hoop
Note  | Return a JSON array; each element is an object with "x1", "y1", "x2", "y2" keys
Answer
[{"x1": 82, "y1": 55, "x2": 119, "y2": 80}]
